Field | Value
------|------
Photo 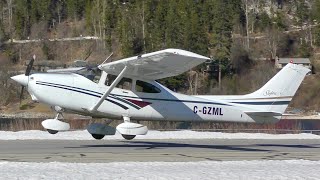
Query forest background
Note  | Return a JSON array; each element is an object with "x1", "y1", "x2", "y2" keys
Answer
[{"x1": 0, "y1": 0, "x2": 319, "y2": 114}]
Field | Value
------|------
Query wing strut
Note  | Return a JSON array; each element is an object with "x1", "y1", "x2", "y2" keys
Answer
[{"x1": 89, "y1": 65, "x2": 128, "y2": 112}]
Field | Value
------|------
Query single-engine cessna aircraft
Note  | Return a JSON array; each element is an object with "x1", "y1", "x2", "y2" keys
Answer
[{"x1": 11, "y1": 49, "x2": 310, "y2": 140}]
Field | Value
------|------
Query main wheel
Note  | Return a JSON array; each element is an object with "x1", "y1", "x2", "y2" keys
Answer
[
  {"x1": 91, "y1": 134, "x2": 105, "y2": 140},
  {"x1": 122, "y1": 134, "x2": 136, "y2": 140},
  {"x1": 47, "y1": 129, "x2": 58, "y2": 134}
]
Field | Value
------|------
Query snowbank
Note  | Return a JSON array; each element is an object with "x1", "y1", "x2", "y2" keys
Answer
[{"x1": 0, "y1": 160, "x2": 319, "y2": 180}]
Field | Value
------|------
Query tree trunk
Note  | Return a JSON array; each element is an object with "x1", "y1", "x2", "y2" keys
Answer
[
  {"x1": 7, "y1": 0, "x2": 13, "y2": 43},
  {"x1": 142, "y1": 1, "x2": 146, "y2": 53},
  {"x1": 102, "y1": 0, "x2": 106, "y2": 48},
  {"x1": 243, "y1": 0, "x2": 250, "y2": 50}
]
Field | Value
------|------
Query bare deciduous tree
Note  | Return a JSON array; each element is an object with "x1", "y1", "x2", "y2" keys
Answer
[
  {"x1": 6, "y1": 0, "x2": 14, "y2": 42},
  {"x1": 266, "y1": 26, "x2": 280, "y2": 59},
  {"x1": 242, "y1": 0, "x2": 250, "y2": 50}
]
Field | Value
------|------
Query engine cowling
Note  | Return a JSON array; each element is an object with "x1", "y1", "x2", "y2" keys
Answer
[{"x1": 116, "y1": 122, "x2": 148, "y2": 136}]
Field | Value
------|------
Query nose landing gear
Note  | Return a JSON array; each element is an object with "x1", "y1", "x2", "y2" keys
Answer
[
  {"x1": 47, "y1": 129, "x2": 59, "y2": 134},
  {"x1": 41, "y1": 112, "x2": 70, "y2": 134}
]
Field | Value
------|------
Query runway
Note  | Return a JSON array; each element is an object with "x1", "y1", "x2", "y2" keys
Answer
[{"x1": 0, "y1": 139, "x2": 319, "y2": 162}]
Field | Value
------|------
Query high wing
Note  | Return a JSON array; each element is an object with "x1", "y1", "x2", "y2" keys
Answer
[
  {"x1": 98, "y1": 49, "x2": 210, "y2": 80},
  {"x1": 46, "y1": 67, "x2": 85, "y2": 73}
]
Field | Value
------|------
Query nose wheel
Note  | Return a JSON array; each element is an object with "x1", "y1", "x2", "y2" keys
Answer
[{"x1": 47, "y1": 129, "x2": 58, "y2": 134}]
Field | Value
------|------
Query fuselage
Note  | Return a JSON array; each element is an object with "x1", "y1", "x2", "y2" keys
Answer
[{"x1": 26, "y1": 72, "x2": 256, "y2": 123}]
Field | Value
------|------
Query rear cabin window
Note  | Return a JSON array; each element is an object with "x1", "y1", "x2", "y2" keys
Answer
[
  {"x1": 136, "y1": 80, "x2": 161, "y2": 93},
  {"x1": 105, "y1": 74, "x2": 132, "y2": 90}
]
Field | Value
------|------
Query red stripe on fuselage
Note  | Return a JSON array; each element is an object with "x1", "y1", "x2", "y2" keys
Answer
[{"x1": 125, "y1": 99, "x2": 152, "y2": 108}]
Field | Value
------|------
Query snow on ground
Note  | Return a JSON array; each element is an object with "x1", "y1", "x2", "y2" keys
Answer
[
  {"x1": 0, "y1": 160, "x2": 319, "y2": 180},
  {"x1": 0, "y1": 130, "x2": 319, "y2": 140}
]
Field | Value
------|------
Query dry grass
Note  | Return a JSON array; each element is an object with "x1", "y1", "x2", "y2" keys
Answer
[{"x1": 0, "y1": 117, "x2": 313, "y2": 134}]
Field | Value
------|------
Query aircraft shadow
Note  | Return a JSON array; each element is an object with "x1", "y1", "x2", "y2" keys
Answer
[
  {"x1": 67, "y1": 141, "x2": 271, "y2": 152},
  {"x1": 256, "y1": 144, "x2": 320, "y2": 149}
]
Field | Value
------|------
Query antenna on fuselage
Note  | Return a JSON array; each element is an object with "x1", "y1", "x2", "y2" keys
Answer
[{"x1": 100, "y1": 52, "x2": 114, "y2": 65}]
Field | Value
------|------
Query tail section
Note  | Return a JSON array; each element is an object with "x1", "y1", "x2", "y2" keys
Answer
[
  {"x1": 196, "y1": 63, "x2": 310, "y2": 123},
  {"x1": 244, "y1": 63, "x2": 310, "y2": 113}
]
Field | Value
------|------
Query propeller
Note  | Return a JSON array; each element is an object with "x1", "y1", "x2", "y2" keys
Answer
[
  {"x1": 19, "y1": 55, "x2": 35, "y2": 104},
  {"x1": 25, "y1": 55, "x2": 35, "y2": 76}
]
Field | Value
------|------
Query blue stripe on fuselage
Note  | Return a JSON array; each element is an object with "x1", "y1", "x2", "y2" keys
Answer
[{"x1": 35, "y1": 81, "x2": 232, "y2": 106}]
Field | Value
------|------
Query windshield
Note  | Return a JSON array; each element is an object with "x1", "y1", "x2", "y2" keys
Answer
[{"x1": 76, "y1": 67, "x2": 101, "y2": 83}]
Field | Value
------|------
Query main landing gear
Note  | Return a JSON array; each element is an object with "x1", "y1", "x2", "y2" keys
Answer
[
  {"x1": 86, "y1": 121, "x2": 116, "y2": 140},
  {"x1": 121, "y1": 134, "x2": 136, "y2": 140},
  {"x1": 116, "y1": 116, "x2": 148, "y2": 140},
  {"x1": 88, "y1": 117, "x2": 148, "y2": 140},
  {"x1": 91, "y1": 134, "x2": 105, "y2": 140}
]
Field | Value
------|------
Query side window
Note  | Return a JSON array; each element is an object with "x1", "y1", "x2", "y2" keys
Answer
[
  {"x1": 105, "y1": 74, "x2": 132, "y2": 90},
  {"x1": 136, "y1": 80, "x2": 161, "y2": 93},
  {"x1": 105, "y1": 74, "x2": 117, "y2": 86},
  {"x1": 117, "y1": 77, "x2": 132, "y2": 90}
]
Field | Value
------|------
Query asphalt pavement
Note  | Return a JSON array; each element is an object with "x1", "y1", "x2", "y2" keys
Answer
[{"x1": 0, "y1": 139, "x2": 319, "y2": 162}]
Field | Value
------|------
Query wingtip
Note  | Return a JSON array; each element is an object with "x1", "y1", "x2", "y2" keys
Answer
[{"x1": 165, "y1": 48, "x2": 210, "y2": 60}]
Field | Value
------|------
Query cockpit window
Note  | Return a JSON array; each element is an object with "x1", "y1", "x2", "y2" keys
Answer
[
  {"x1": 105, "y1": 74, "x2": 116, "y2": 86},
  {"x1": 136, "y1": 80, "x2": 161, "y2": 93},
  {"x1": 76, "y1": 67, "x2": 101, "y2": 83}
]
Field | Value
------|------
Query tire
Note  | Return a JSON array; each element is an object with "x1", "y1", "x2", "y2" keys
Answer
[
  {"x1": 122, "y1": 134, "x2": 136, "y2": 140},
  {"x1": 47, "y1": 129, "x2": 58, "y2": 134},
  {"x1": 91, "y1": 134, "x2": 105, "y2": 140}
]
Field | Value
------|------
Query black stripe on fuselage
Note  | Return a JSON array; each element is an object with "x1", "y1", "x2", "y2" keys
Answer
[
  {"x1": 36, "y1": 82, "x2": 129, "y2": 110},
  {"x1": 37, "y1": 81, "x2": 140, "y2": 109},
  {"x1": 109, "y1": 93, "x2": 232, "y2": 106},
  {"x1": 231, "y1": 101, "x2": 290, "y2": 105},
  {"x1": 36, "y1": 81, "x2": 232, "y2": 106},
  {"x1": 109, "y1": 95, "x2": 141, "y2": 110},
  {"x1": 36, "y1": 81, "x2": 291, "y2": 107}
]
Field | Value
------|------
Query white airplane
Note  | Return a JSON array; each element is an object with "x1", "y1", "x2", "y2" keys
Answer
[{"x1": 11, "y1": 49, "x2": 310, "y2": 140}]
